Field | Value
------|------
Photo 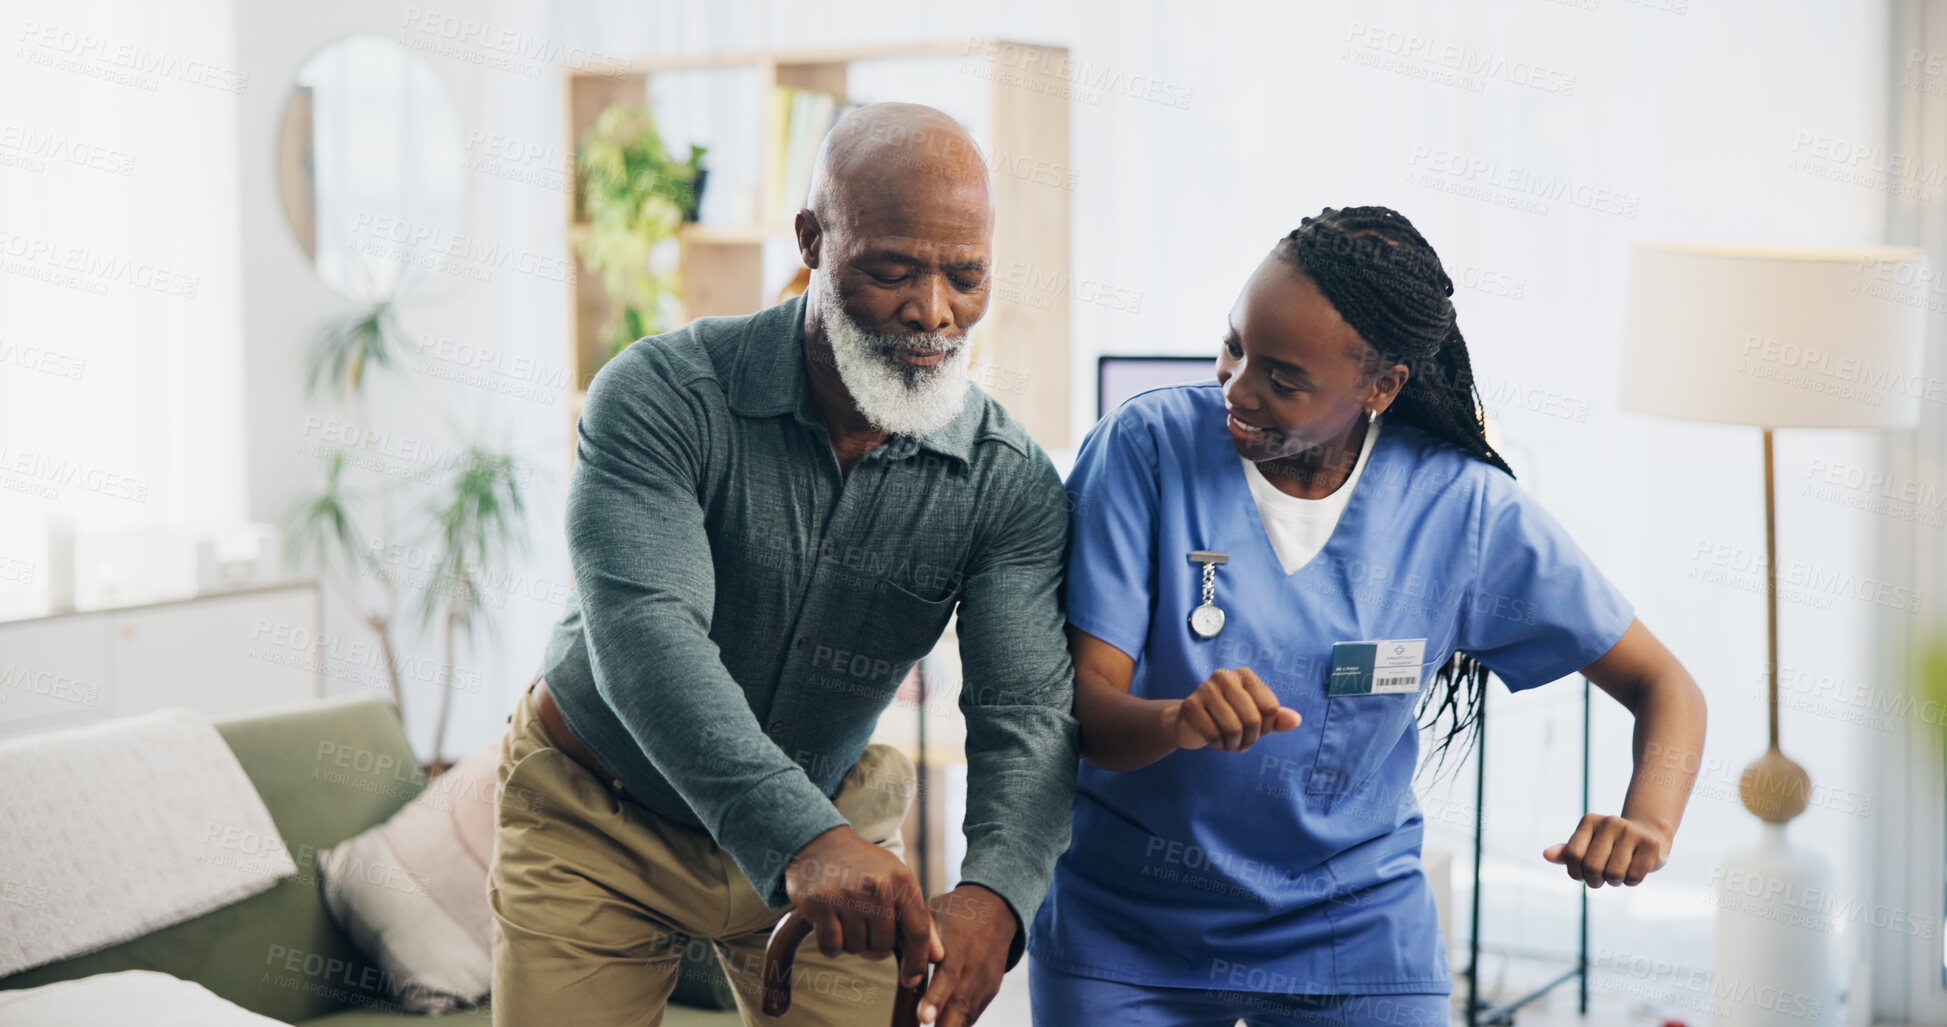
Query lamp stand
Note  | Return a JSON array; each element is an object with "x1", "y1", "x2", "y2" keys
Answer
[{"x1": 1713, "y1": 427, "x2": 1836, "y2": 1026}]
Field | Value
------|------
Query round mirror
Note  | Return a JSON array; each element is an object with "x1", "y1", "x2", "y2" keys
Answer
[{"x1": 278, "y1": 36, "x2": 465, "y2": 301}]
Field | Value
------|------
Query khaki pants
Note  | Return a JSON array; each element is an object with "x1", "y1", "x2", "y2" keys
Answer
[{"x1": 489, "y1": 681, "x2": 913, "y2": 1026}]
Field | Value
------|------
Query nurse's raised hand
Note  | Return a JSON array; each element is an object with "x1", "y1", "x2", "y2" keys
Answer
[
  {"x1": 1166, "y1": 668, "x2": 1302, "y2": 752},
  {"x1": 1543, "y1": 813, "x2": 1672, "y2": 888}
]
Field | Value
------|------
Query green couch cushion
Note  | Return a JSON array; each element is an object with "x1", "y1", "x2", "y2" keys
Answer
[
  {"x1": 0, "y1": 694, "x2": 429, "y2": 1023},
  {"x1": 0, "y1": 691, "x2": 746, "y2": 1023}
]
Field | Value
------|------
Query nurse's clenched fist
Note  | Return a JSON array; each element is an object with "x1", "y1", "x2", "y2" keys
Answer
[
  {"x1": 1165, "y1": 667, "x2": 1302, "y2": 752},
  {"x1": 1543, "y1": 813, "x2": 1672, "y2": 888}
]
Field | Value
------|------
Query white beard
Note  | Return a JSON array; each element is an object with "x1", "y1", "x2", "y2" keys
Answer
[{"x1": 814, "y1": 265, "x2": 972, "y2": 438}]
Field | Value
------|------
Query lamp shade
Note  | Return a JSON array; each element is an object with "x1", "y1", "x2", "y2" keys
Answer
[{"x1": 1618, "y1": 243, "x2": 1930, "y2": 429}]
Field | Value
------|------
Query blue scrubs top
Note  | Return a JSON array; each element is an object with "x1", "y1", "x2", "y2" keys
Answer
[{"x1": 1028, "y1": 383, "x2": 1634, "y2": 994}]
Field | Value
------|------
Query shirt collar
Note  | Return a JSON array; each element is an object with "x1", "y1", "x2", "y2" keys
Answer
[{"x1": 725, "y1": 294, "x2": 979, "y2": 469}]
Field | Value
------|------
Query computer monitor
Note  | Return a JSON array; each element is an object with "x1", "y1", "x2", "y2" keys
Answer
[{"x1": 1096, "y1": 355, "x2": 1214, "y2": 420}]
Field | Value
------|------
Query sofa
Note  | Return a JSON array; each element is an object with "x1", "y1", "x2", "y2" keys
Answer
[{"x1": 0, "y1": 693, "x2": 742, "y2": 1025}]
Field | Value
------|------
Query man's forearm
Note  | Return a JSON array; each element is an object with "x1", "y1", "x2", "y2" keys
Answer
[{"x1": 955, "y1": 704, "x2": 1079, "y2": 966}]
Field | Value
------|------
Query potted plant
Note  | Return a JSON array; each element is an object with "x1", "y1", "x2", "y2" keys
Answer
[
  {"x1": 576, "y1": 101, "x2": 705, "y2": 359},
  {"x1": 288, "y1": 301, "x2": 531, "y2": 771},
  {"x1": 419, "y1": 445, "x2": 527, "y2": 771},
  {"x1": 289, "y1": 302, "x2": 410, "y2": 710}
]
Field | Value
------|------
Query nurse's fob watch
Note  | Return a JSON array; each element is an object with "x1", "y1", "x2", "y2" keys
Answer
[{"x1": 1188, "y1": 550, "x2": 1228, "y2": 639}]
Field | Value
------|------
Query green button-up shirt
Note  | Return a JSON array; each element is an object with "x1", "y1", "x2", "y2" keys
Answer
[{"x1": 540, "y1": 294, "x2": 1079, "y2": 963}]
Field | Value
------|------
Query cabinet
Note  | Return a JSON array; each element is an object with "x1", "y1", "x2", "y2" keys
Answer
[{"x1": 0, "y1": 582, "x2": 323, "y2": 739}]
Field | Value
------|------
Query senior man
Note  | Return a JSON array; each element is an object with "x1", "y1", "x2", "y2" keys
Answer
[{"x1": 488, "y1": 102, "x2": 1079, "y2": 1027}]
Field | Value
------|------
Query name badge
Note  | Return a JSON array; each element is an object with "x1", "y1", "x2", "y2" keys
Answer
[{"x1": 1327, "y1": 638, "x2": 1427, "y2": 696}]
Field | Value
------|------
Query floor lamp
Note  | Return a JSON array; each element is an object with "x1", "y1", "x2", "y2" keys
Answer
[{"x1": 1618, "y1": 243, "x2": 1928, "y2": 1026}]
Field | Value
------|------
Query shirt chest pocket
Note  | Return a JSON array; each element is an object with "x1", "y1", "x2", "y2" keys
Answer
[
  {"x1": 812, "y1": 532, "x2": 966, "y2": 688},
  {"x1": 865, "y1": 577, "x2": 959, "y2": 670},
  {"x1": 1305, "y1": 684, "x2": 1425, "y2": 803}
]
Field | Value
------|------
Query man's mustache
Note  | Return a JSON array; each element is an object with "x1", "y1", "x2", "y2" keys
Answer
[{"x1": 876, "y1": 336, "x2": 962, "y2": 358}]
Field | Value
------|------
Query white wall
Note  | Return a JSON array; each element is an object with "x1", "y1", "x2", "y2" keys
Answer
[
  {"x1": 231, "y1": 0, "x2": 572, "y2": 762},
  {"x1": 0, "y1": 0, "x2": 247, "y2": 586}
]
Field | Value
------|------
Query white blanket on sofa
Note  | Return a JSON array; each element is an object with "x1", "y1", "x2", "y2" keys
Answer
[{"x1": 0, "y1": 708, "x2": 297, "y2": 976}]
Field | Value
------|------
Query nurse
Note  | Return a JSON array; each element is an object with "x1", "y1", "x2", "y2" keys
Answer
[{"x1": 1029, "y1": 206, "x2": 1708, "y2": 1025}]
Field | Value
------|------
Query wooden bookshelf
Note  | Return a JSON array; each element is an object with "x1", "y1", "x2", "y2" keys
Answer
[{"x1": 563, "y1": 40, "x2": 1073, "y2": 449}]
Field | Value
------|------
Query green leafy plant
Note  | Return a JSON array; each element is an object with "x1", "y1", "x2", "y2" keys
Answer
[
  {"x1": 576, "y1": 101, "x2": 704, "y2": 359},
  {"x1": 1917, "y1": 635, "x2": 1947, "y2": 741},
  {"x1": 291, "y1": 304, "x2": 409, "y2": 710},
  {"x1": 420, "y1": 446, "x2": 527, "y2": 766},
  {"x1": 307, "y1": 300, "x2": 400, "y2": 396},
  {"x1": 288, "y1": 300, "x2": 531, "y2": 769}
]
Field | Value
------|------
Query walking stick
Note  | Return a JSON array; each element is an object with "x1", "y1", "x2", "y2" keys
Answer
[{"x1": 760, "y1": 909, "x2": 924, "y2": 1026}]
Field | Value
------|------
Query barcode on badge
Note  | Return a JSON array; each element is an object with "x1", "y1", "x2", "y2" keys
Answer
[{"x1": 1373, "y1": 672, "x2": 1420, "y2": 694}]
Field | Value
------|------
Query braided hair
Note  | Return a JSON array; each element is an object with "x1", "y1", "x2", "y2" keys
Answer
[{"x1": 1277, "y1": 205, "x2": 1507, "y2": 777}]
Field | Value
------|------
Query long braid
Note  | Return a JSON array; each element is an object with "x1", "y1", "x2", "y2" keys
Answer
[{"x1": 1277, "y1": 205, "x2": 1504, "y2": 776}]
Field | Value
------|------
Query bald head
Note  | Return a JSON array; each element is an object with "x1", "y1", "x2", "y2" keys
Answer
[
  {"x1": 794, "y1": 104, "x2": 996, "y2": 437},
  {"x1": 795, "y1": 102, "x2": 996, "y2": 364},
  {"x1": 805, "y1": 102, "x2": 992, "y2": 241}
]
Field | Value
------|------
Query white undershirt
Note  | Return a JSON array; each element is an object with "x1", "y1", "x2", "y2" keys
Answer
[{"x1": 1239, "y1": 417, "x2": 1382, "y2": 575}]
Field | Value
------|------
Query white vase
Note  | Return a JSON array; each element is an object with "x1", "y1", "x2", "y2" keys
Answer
[{"x1": 1711, "y1": 822, "x2": 1839, "y2": 1027}]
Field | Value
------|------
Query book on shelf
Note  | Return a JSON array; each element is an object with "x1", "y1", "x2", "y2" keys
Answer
[{"x1": 773, "y1": 88, "x2": 859, "y2": 228}]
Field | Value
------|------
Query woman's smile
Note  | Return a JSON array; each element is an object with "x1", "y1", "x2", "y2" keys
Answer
[{"x1": 1226, "y1": 410, "x2": 1278, "y2": 447}]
